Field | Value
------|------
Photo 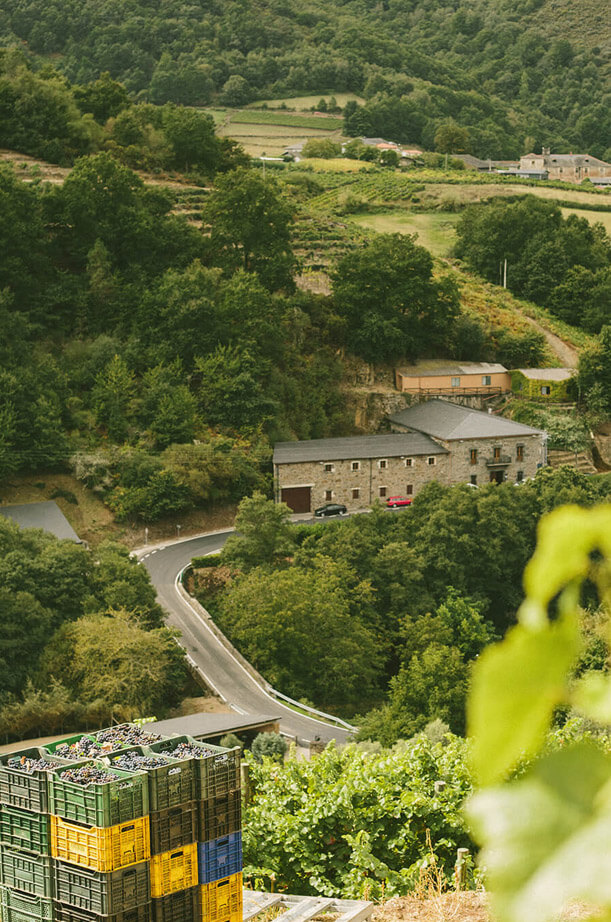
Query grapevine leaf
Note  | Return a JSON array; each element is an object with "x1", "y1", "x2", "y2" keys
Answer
[
  {"x1": 522, "y1": 505, "x2": 611, "y2": 613},
  {"x1": 572, "y1": 671, "x2": 611, "y2": 724},
  {"x1": 468, "y1": 612, "x2": 580, "y2": 786},
  {"x1": 467, "y1": 744, "x2": 611, "y2": 922}
]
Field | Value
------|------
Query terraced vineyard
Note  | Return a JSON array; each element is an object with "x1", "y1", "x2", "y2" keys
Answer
[
  {"x1": 291, "y1": 213, "x2": 372, "y2": 269},
  {"x1": 291, "y1": 172, "x2": 425, "y2": 213}
]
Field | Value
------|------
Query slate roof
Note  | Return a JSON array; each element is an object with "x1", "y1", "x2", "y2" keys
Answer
[
  {"x1": 389, "y1": 399, "x2": 546, "y2": 441},
  {"x1": 147, "y1": 713, "x2": 280, "y2": 741},
  {"x1": 273, "y1": 432, "x2": 448, "y2": 465},
  {"x1": 517, "y1": 368, "x2": 575, "y2": 381},
  {"x1": 0, "y1": 501, "x2": 82, "y2": 542}
]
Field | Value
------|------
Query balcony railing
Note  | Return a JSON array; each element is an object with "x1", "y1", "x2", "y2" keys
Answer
[{"x1": 486, "y1": 455, "x2": 512, "y2": 467}]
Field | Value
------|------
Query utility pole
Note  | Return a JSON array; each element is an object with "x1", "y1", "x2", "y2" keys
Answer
[{"x1": 503, "y1": 258, "x2": 508, "y2": 288}]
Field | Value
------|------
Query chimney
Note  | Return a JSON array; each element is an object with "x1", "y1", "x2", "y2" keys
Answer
[{"x1": 542, "y1": 146, "x2": 551, "y2": 157}]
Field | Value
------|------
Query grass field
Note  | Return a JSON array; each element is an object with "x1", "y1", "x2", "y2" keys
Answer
[
  {"x1": 249, "y1": 93, "x2": 363, "y2": 109},
  {"x1": 230, "y1": 110, "x2": 343, "y2": 129},
  {"x1": 350, "y1": 212, "x2": 459, "y2": 257},
  {"x1": 561, "y1": 207, "x2": 611, "y2": 233}
]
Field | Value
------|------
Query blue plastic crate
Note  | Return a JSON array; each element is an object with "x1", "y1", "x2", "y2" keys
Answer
[{"x1": 197, "y1": 833, "x2": 242, "y2": 885}]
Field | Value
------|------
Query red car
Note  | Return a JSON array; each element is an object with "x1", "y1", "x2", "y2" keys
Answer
[{"x1": 386, "y1": 495, "x2": 412, "y2": 508}]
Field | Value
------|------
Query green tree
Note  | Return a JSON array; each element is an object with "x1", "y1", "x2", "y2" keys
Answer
[
  {"x1": 434, "y1": 119, "x2": 471, "y2": 154},
  {"x1": 42, "y1": 610, "x2": 186, "y2": 719},
  {"x1": 302, "y1": 138, "x2": 341, "y2": 159},
  {"x1": 0, "y1": 589, "x2": 55, "y2": 695},
  {"x1": 222, "y1": 492, "x2": 294, "y2": 572},
  {"x1": 332, "y1": 234, "x2": 460, "y2": 363},
  {"x1": 251, "y1": 732, "x2": 288, "y2": 762},
  {"x1": 204, "y1": 168, "x2": 296, "y2": 291},
  {"x1": 73, "y1": 72, "x2": 130, "y2": 123},
  {"x1": 217, "y1": 558, "x2": 382, "y2": 707},
  {"x1": 92, "y1": 354, "x2": 135, "y2": 441}
]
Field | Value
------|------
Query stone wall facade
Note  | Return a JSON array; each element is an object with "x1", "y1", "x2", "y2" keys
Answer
[
  {"x1": 276, "y1": 451, "x2": 450, "y2": 512},
  {"x1": 438, "y1": 434, "x2": 546, "y2": 485}
]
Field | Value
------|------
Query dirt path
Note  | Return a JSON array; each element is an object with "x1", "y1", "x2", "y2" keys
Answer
[{"x1": 522, "y1": 314, "x2": 579, "y2": 367}]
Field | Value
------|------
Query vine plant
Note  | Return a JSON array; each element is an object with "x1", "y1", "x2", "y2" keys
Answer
[{"x1": 467, "y1": 504, "x2": 611, "y2": 922}]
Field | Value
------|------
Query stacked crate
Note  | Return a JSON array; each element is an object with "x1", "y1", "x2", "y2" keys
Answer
[
  {"x1": 147, "y1": 738, "x2": 242, "y2": 922},
  {"x1": 45, "y1": 725, "x2": 170, "y2": 922},
  {"x1": 0, "y1": 728, "x2": 242, "y2": 922},
  {"x1": 0, "y1": 748, "x2": 65, "y2": 922},
  {"x1": 104, "y1": 748, "x2": 198, "y2": 922},
  {"x1": 48, "y1": 759, "x2": 151, "y2": 922}
]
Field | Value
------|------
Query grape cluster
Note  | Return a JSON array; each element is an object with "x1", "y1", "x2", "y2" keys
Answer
[
  {"x1": 53, "y1": 737, "x2": 102, "y2": 759},
  {"x1": 95, "y1": 724, "x2": 163, "y2": 750},
  {"x1": 59, "y1": 764, "x2": 119, "y2": 786},
  {"x1": 158, "y1": 742, "x2": 212, "y2": 761},
  {"x1": 110, "y1": 752, "x2": 175, "y2": 772},
  {"x1": 7, "y1": 756, "x2": 59, "y2": 774}
]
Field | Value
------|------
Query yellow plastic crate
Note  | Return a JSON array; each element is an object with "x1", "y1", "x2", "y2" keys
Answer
[
  {"x1": 50, "y1": 814, "x2": 150, "y2": 872},
  {"x1": 150, "y1": 843, "x2": 198, "y2": 898},
  {"x1": 200, "y1": 873, "x2": 242, "y2": 922}
]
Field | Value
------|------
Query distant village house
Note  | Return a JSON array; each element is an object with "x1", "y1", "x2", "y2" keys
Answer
[{"x1": 519, "y1": 148, "x2": 611, "y2": 183}]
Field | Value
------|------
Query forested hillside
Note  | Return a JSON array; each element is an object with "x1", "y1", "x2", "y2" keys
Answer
[{"x1": 0, "y1": 0, "x2": 609, "y2": 159}]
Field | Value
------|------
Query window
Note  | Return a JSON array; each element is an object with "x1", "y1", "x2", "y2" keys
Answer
[
  {"x1": 325, "y1": 490, "x2": 333, "y2": 501},
  {"x1": 470, "y1": 475, "x2": 477, "y2": 485},
  {"x1": 404, "y1": 458, "x2": 413, "y2": 467},
  {"x1": 428, "y1": 456, "x2": 436, "y2": 465},
  {"x1": 470, "y1": 448, "x2": 478, "y2": 465},
  {"x1": 516, "y1": 471, "x2": 524, "y2": 483},
  {"x1": 406, "y1": 484, "x2": 413, "y2": 495},
  {"x1": 493, "y1": 446, "x2": 501, "y2": 461},
  {"x1": 516, "y1": 444, "x2": 524, "y2": 461},
  {"x1": 323, "y1": 463, "x2": 334, "y2": 473},
  {"x1": 378, "y1": 459, "x2": 387, "y2": 469},
  {"x1": 482, "y1": 375, "x2": 491, "y2": 386},
  {"x1": 541, "y1": 385, "x2": 551, "y2": 396},
  {"x1": 351, "y1": 461, "x2": 360, "y2": 472},
  {"x1": 451, "y1": 376, "x2": 460, "y2": 387},
  {"x1": 352, "y1": 488, "x2": 360, "y2": 500},
  {"x1": 379, "y1": 486, "x2": 387, "y2": 498}
]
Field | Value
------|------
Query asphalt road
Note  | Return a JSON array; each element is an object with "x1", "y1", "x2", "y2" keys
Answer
[{"x1": 140, "y1": 532, "x2": 353, "y2": 745}]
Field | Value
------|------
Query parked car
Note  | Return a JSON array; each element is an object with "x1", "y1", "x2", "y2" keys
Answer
[
  {"x1": 314, "y1": 502, "x2": 348, "y2": 517},
  {"x1": 386, "y1": 495, "x2": 412, "y2": 508}
]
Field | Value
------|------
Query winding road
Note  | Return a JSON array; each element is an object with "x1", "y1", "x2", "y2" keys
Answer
[{"x1": 139, "y1": 532, "x2": 354, "y2": 746}]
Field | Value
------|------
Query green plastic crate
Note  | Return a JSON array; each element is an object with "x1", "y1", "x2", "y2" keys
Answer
[
  {"x1": 147, "y1": 738, "x2": 240, "y2": 800},
  {"x1": 0, "y1": 749, "x2": 68, "y2": 814},
  {"x1": 44, "y1": 737, "x2": 102, "y2": 761},
  {"x1": 48, "y1": 762, "x2": 149, "y2": 828},
  {"x1": 53, "y1": 901, "x2": 150, "y2": 922},
  {"x1": 0, "y1": 884, "x2": 54, "y2": 922},
  {"x1": 105, "y1": 749, "x2": 195, "y2": 813},
  {"x1": 0, "y1": 805, "x2": 51, "y2": 855},
  {"x1": 0, "y1": 846, "x2": 54, "y2": 898},
  {"x1": 53, "y1": 861, "x2": 150, "y2": 915}
]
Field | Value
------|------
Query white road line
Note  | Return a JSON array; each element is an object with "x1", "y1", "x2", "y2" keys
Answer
[{"x1": 231, "y1": 705, "x2": 248, "y2": 715}]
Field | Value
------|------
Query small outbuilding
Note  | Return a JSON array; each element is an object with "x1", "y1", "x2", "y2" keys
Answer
[
  {"x1": 0, "y1": 500, "x2": 83, "y2": 543},
  {"x1": 511, "y1": 368, "x2": 576, "y2": 401},
  {"x1": 395, "y1": 362, "x2": 511, "y2": 397}
]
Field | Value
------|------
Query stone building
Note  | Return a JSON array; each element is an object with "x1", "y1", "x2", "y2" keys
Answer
[
  {"x1": 389, "y1": 399, "x2": 547, "y2": 485},
  {"x1": 273, "y1": 433, "x2": 449, "y2": 513},
  {"x1": 273, "y1": 401, "x2": 547, "y2": 513},
  {"x1": 519, "y1": 148, "x2": 611, "y2": 183}
]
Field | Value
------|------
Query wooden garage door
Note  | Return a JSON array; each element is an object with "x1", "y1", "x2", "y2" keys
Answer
[{"x1": 281, "y1": 486, "x2": 311, "y2": 513}]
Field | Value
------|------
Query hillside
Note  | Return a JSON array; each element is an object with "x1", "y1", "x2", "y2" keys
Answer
[{"x1": 0, "y1": 0, "x2": 609, "y2": 160}]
